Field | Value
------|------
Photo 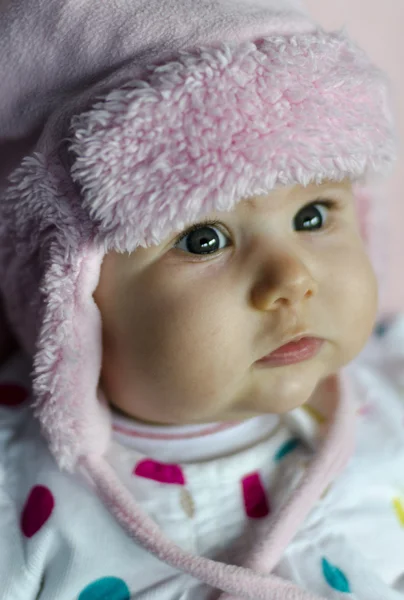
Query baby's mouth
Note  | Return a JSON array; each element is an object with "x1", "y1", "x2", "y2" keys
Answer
[{"x1": 255, "y1": 337, "x2": 324, "y2": 367}]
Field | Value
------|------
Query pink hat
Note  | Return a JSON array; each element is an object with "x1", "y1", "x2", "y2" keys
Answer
[{"x1": 0, "y1": 0, "x2": 396, "y2": 597}]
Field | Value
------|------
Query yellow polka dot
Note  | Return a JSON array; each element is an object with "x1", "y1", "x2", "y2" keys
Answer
[
  {"x1": 321, "y1": 485, "x2": 332, "y2": 499},
  {"x1": 392, "y1": 497, "x2": 404, "y2": 527},
  {"x1": 180, "y1": 488, "x2": 195, "y2": 518},
  {"x1": 301, "y1": 404, "x2": 326, "y2": 425}
]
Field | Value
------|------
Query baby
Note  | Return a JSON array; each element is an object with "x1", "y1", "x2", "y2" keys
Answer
[
  {"x1": 95, "y1": 179, "x2": 375, "y2": 425},
  {"x1": 0, "y1": 0, "x2": 403, "y2": 599}
]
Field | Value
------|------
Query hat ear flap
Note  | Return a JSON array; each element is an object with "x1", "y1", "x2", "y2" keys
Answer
[
  {"x1": 33, "y1": 238, "x2": 111, "y2": 472},
  {"x1": 0, "y1": 152, "x2": 110, "y2": 471}
]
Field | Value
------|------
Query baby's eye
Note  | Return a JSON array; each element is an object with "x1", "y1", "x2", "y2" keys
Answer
[
  {"x1": 174, "y1": 223, "x2": 231, "y2": 255},
  {"x1": 293, "y1": 202, "x2": 332, "y2": 232}
]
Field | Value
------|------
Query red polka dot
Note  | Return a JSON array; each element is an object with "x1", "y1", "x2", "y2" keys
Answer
[
  {"x1": 241, "y1": 472, "x2": 270, "y2": 519},
  {"x1": 21, "y1": 486, "x2": 55, "y2": 538},
  {"x1": 134, "y1": 459, "x2": 186, "y2": 485},
  {"x1": 0, "y1": 383, "x2": 28, "y2": 407}
]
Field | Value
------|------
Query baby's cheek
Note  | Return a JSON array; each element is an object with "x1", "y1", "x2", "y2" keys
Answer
[
  {"x1": 339, "y1": 251, "x2": 378, "y2": 362},
  {"x1": 135, "y1": 298, "x2": 245, "y2": 420},
  {"x1": 146, "y1": 308, "x2": 236, "y2": 393}
]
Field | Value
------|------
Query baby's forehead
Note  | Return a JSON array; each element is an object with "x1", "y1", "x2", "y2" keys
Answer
[{"x1": 133, "y1": 179, "x2": 354, "y2": 255}]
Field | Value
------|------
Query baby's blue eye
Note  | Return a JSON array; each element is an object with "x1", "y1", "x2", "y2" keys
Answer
[
  {"x1": 175, "y1": 224, "x2": 230, "y2": 255},
  {"x1": 294, "y1": 202, "x2": 330, "y2": 231}
]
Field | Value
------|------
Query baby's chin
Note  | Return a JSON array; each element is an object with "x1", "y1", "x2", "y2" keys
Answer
[
  {"x1": 108, "y1": 394, "x2": 314, "y2": 426},
  {"x1": 181, "y1": 388, "x2": 322, "y2": 424},
  {"x1": 230, "y1": 370, "x2": 328, "y2": 418},
  {"x1": 105, "y1": 362, "x2": 331, "y2": 426},
  {"x1": 224, "y1": 398, "x2": 312, "y2": 420}
]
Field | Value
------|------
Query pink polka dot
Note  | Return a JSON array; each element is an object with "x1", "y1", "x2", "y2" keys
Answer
[
  {"x1": 356, "y1": 402, "x2": 376, "y2": 417},
  {"x1": 21, "y1": 486, "x2": 55, "y2": 538},
  {"x1": 0, "y1": 383, "x2": 28, "y2": 407},
  {"x1": 241, "y1": 472, "x2": 270, "y2": 519},
  {"x1": 134, "y1": 459, "x2": 186, "y2": 485}
]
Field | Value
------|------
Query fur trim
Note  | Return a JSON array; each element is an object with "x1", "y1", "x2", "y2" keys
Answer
[
  {"x1": 69, "y1": 31, "x2": 396, "y2": 253},
  {"x1": 0, "y1": 153, "x2": 110, "y2": 470},
  {"x1": 33, "y1": 239, "x2": 110, "y2": 471}
]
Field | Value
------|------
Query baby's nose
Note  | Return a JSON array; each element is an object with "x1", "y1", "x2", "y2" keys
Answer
[{"x1": 251, "y1": 251, "x2": 318, "y2": 311}]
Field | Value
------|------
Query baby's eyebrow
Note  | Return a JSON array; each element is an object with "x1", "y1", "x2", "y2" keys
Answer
[
  {"x1": 240, "y1": 185, "x2": 351, "y2": 216},
  {"x1": 244, "y1": 197, "x2": 258, "y2": 210},
  {"x1": 240, "y1": 195, "x2": 286, "y2": 214},
  {"x1": 241, "y1": 197, "x2": 263, "y2": 212}
]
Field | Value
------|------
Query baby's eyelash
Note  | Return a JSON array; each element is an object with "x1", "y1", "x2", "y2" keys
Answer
[
  {"x1": 173, "y1": 198, "x2": 340, "y2": 246},
  {"x1": 174, "y1": 219, "x2": 224, "y2": 245},
  {"x1": 306, "y1": 198, "x2": 339, "y2": 210}
]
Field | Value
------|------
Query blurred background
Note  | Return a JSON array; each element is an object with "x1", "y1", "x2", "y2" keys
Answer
[{"x1": 306, "y1": 0, "x2": 404, "y2": 313}]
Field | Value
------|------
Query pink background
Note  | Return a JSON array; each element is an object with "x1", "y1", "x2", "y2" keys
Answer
[{"x1": 306, "y1": 0, "x2": 404, "y2": 313}]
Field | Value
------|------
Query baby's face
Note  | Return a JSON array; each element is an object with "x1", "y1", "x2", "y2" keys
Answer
[{"x1": 94, "y1": 180, "x2": 377, "y2": 424}]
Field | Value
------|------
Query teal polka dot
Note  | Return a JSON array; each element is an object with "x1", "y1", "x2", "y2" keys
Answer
[
  {"x1": 78, "y1": 577, "x2": 130, "y2": 600},
  {"x1": 374, "y1": 319, "x2": 392, "y2": 338},
  {"x1": 322, "y1": 557, "x2": 351, "y2": 594},
  {"x1": 274, "y1": 438, "x2": 300, "y2": 462}
]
